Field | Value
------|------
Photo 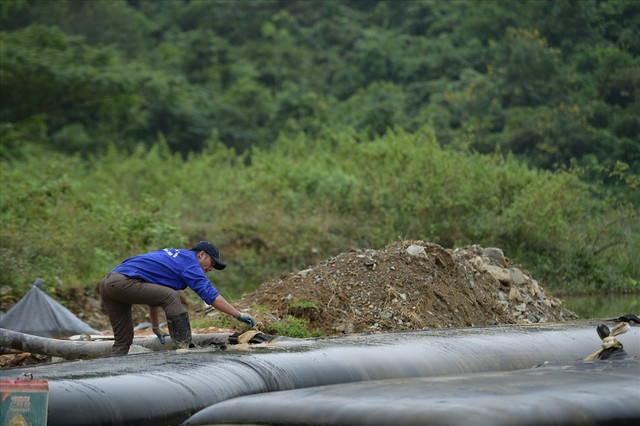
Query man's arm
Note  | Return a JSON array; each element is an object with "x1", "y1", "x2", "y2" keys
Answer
[
  {"x1": 210, "y1": 295, "x2": 242, "y2": 318},
  {"x1": 210, "y1": 295, "x2": 255, "y2": 327}
]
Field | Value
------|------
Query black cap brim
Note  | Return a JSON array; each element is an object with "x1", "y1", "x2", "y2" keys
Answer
[{"x1": 212, "y1": 258, "x2": 226, "y2": 270}]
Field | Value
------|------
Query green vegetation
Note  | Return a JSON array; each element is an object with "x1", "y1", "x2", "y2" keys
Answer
[
  {"x1": 563, "y1": 294, "x2": 640, "y2": 319},
  {"x1": 192, "y1": 311, "x2": 320, "y2": 339},
  {"x1": 266, "y1": 315, "x2": 322, "y2": 339},
  {"x1": 1, "y1": 131, "x2": 636, "y2": 299},
  {"x1": 289, "y1": 301, "x2": 318, "y2": 310},
  {"x1": 0, "y1": 1, "x2": 638, "y2": 304}
]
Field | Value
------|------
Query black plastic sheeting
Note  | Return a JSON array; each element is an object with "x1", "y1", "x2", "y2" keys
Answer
[
  {"x1": 1, "y1": 282, "x2": 101, "y2": 337},
  {"x1": 4, "y1": 323, "x2": 640, "y2": 425},
  {"x1": 184, "y1": 359, "x2": 640, "y2": 425}
]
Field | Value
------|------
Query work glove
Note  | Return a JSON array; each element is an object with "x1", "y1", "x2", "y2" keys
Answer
[
  {"x1": 237, "y1": 314, "x2": 255, "y2": 327},
  {"x1": 152, "y1": 326, "x2": 170, "y2": 344}
]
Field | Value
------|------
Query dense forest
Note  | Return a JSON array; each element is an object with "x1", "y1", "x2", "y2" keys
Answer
[{"x1": 0, "y1": 0, "x2": 638, "y2": 303}]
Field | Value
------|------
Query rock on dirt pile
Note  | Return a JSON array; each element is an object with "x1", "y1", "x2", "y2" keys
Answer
[{"x1": 238, "y1": 240, "x2": 577, "y2": 335}]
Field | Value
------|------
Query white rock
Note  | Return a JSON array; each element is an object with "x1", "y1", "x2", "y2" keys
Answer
[
  {"x1": 482, "y1": 247, "x2": 506, "y2": 266},
  {"x1": 406, "y1": 245, "x2": 426, "y2": 257},
  {"x1": 298, "y1": 268, "x2": 313, "y2": 278},
  {"x1": 484, "y1": 264, "x2": 511, "y2": 283},
  {"x1": 509, "y1": 268, "x2": 527, "y2": 285},
  {"x1": 508, "y1": 286, "x2": 520, "y2": 300}
]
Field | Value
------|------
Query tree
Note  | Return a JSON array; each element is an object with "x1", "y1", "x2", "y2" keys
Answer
[{"x1": 0, "y1": 25, "x2": 152, "y2": 157}]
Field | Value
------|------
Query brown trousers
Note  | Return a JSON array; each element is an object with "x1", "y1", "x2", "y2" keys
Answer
[{"x1": 99, "y1": 272, "x2": 186, "y2": 355}]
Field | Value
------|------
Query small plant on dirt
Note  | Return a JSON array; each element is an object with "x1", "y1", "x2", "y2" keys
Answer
[
  {"x1": 266, "y1": 315, "x2": 322, "y2": 338},
  {"x1": 289, "y1": 300, "x2": 318, "y2": 309},
  {"x1": 288, "y1": 299, "x2": 320, "y2": 322}
]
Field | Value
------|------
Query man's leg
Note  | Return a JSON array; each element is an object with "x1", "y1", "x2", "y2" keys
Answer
[
  {"x1": 100, "y1": 272, "x2": 134, "y2": 355},
  {"x1": 100, "y1": 272, "x2": 191, "y2": 350}
]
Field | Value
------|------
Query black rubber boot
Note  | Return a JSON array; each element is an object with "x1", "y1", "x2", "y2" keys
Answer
[{"x1": 167, "y1": 312, "x2": 196, "y2": 349}]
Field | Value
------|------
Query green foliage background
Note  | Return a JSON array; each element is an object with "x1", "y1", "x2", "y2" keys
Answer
[{"x1": 1, "y1": 0, "x2": 638, "y2": 303}]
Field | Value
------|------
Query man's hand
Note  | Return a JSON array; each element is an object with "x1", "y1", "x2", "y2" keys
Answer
[
  {"x1": 237, "y1": 315, "x2": 255, "y2": 327},
  {"x1": 152, "y1": 326, "x2": 170, "y2": 344}
]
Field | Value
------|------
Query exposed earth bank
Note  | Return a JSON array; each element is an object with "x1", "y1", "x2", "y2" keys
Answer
[{"x1": 235, "y1": 240, "x2": 577, "y2": 335}]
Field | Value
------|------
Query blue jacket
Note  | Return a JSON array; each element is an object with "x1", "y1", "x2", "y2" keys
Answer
[{"x1": 112, "y1": 248, "x2": 220, "y2": 304}]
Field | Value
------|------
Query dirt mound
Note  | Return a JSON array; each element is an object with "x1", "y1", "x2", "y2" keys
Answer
[{"x1": 238, "y1": 240, "x2": 577, "y2": 335}]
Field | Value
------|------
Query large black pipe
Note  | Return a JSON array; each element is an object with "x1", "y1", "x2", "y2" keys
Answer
[
  {"x1": 4, "y1": 323, "x2": 639, "y2": 425},
  {"x1": 184, "y1": 359, "x2": 640, "y2": 425},
  {"x1": 0, "y1": 328, "x2": 231, "y2": 359}
]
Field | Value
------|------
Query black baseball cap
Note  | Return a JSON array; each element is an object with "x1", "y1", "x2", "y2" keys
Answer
[{"x1": 191, "y1": 241, "x2": 227, "y2": 270}]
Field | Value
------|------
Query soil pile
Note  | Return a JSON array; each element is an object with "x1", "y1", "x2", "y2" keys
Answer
[{"x1": 237, "y1": 240, "x2": 577, "y2": 335}]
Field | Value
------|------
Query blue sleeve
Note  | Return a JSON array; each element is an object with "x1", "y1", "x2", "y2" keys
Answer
[{"x1": 182, "y1": 265, "x2": 220, "y2": 305}]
